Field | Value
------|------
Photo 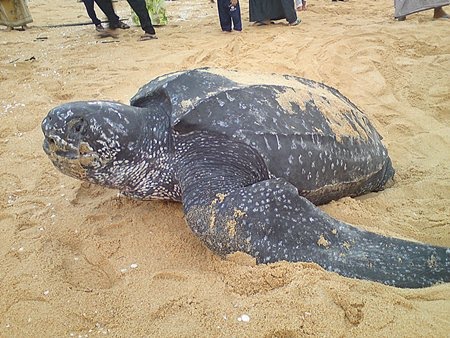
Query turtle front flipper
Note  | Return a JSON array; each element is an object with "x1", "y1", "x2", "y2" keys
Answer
[
  {"x1": 186, "y1": 178, "x2": 449, "y2": 288},
  {"x1": 176, "y1": 137, "x2": 449, "y2": 288}
]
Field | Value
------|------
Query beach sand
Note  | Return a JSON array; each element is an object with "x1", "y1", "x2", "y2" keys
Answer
[{"x1": 1, "y1": 0, "x2": 449, "y2": 336}]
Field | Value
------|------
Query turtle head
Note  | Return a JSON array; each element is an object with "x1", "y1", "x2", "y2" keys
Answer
[{"x1": 42, "y1": 101, "x2": 171, "y2": 189}]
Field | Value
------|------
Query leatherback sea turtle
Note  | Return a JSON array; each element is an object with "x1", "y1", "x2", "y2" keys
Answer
[{"x1": 42, "y1": 68, "x2": 449, "y2": 288}]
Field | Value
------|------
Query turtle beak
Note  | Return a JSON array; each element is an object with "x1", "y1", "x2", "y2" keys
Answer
[
  {"x1": 42, "y1": 135, "x2": 85, "y2": 177},
  {"x1": 42, "y1": 136, "x2": 64, "y2": 156},
  {"x1": 42, "y1": 120, "x2": 87, "y2": 179},
  {"x1": 42, "y1": 133, "x2": 79, "y2": 159},
  {"x1": 41, "y1": 112, "x2": 85, "y2": 160},
  {"x1": 42, "y1": 136, "x2": 52, "y2": 155}
]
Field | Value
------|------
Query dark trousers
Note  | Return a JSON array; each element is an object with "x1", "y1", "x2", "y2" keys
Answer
[
  {"x1": 217, "y1": 0, "x2": 242, "y2": 31},
  {"x1": 95, "y1": 0, "x2": 155, "y2": 34},
  {"x1": 82, "y1": 0, "x2": 101, "y2": 25},
  {"x1": 280, "y1": 0, "x2": 297, "y2": 24},
  {"x1": 94, "y1": 0, "x2": 120, "y2": 27}
]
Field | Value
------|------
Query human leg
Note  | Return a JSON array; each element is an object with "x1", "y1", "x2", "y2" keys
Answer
[
  {"x1": 249, "y1": 0, "x2": 269, "y2": 23},
  {"x1": 94, "y1": 0, "x2": 121, "y2": 27},
  {"x1": 217, "y1": 0, "x2": 232, "y2": 31},
  {"x1": 280, "y1": 0, "x2": 298, "y2": 24},
  {"x1": 433, "y1": 6, "x2": 449, "y2": 19},
  {"x1": 126, "y1": 0, "x2": 156, "y2": 35},
  {"x1": 82, "y1": 0, "x2": 102, "y2": 25},
  {"x1": 93, "y1": 0, "x2": 130, "y2": 29},
  {"x1": 230, "y1": 2, "x2": 242, "y2": 31}
]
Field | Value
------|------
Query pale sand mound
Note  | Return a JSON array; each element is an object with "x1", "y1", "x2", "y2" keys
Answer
[{"x1": 0, "y1": 0, "x2": 449, "y2": 336}]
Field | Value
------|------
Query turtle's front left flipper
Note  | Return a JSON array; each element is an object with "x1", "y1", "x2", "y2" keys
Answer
[
  {"x1": 181, "y1": 177, "x2": 449, "y2": 288},
  {"x1": 175, "y1": 132, "x2": 449, "y2": 288}
]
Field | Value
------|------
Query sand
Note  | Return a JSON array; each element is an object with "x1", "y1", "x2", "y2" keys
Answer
[{"x1": 1, "y1": 0, "x2": 449, "y2": 336}]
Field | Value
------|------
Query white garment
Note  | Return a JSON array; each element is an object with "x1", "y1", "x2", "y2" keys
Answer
[{"x1": 394, "y1": 0, "x2": 450, "y2": 17}]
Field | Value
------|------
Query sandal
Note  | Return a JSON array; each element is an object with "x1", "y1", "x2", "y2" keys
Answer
[
  {"x1": 255, "y1": 20, "x2": 271, "y2": 26},
  {"x1": 139, "y1": 33, "x2": 158, "y2": 41},
  {"x1": 118, "y1": 22, "x2": 130, "y2": 29},
  {"x1": 289, "y1": 19, "x2": 301, "y2": 26}
]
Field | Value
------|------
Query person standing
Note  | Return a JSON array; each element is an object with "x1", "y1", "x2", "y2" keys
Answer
[
  {"x1": 249, "y1": 0, "x2": 300, "y2": 26},
  {"x1": 0, "y1": 0, "x2": 33, "y2": 30},
  {"x1": 217, "y1": 0, "x2": 242, "y2": 32},
  {"x1": 394, "y1": 0, "x2": 450, "y2": 20},
  {"x1": 96, "y1": 0, "x2": 157, "y2": 40}
]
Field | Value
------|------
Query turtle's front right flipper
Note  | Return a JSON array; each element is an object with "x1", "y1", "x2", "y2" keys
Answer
[{"x1": 183, "y1": 178, "x2": 449, "y2": 288}]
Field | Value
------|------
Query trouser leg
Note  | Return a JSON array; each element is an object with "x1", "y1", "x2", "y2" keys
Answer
[
  {"x1": 217, "y1": 0, "x2": 231, "y2": 31},
  {"x1": 94, "y1": 0, "x2": 120, "y2": 27},
  {"x1": 126, "y1": 0, "x2": 156, "y2": 34},
  {"x1": 230, "y1": 3, "x2": 242, "y2": 31},
  {"x1": 82, "y1": 0, "x2": 101, "y2": 25},
  {"x1": 280, "y1": 0, "x2": 297, "y2": 23}
]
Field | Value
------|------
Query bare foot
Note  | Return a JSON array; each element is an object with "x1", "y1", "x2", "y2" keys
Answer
[
  {"x1": 433, "y1": 7, "x2": 449, "y2": 19},
  {"x1": 297, "y1": 1, "x2": 307, "y2": 10}
]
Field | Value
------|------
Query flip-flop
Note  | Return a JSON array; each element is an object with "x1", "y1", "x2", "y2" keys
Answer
[
  {"x1": 139, "y1": 34, "x2": 158, "y2": 41},
  {"x1": 118, "y1": 22, "x2": 130, "y2": 29},
  {"x1": 289, "y1": 19, "x2": 301, "y2": 26}
]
